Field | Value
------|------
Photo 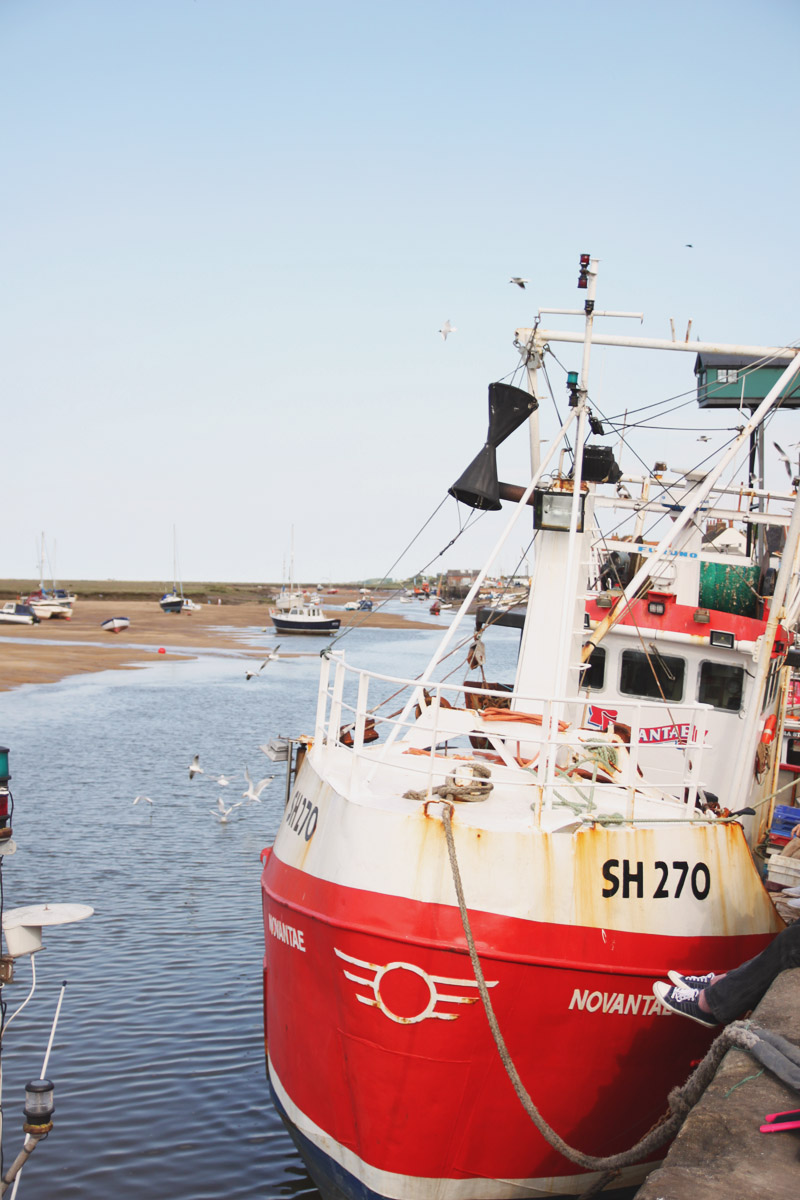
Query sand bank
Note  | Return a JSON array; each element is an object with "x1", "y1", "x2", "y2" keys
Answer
[{"x1": 0, "y1": 596, "x2": 433, "y2": 693}]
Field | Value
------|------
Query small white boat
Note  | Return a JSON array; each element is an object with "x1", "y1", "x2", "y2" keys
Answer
[
  {"x1": 0, "y1": 603, "x2": 40, "y2": 626},
  {"x1": 159, "y1": 590, "x2": 183, "y2": 614},
  {"x1": 269, "y1": 602, "x2": 340, "y2": 635},
  {"x1": 101, "y1": 617, "x2": 130, "y2": 634},
  {"x1": 22, "y1": 593, "x2": 72, "y2": 620}
]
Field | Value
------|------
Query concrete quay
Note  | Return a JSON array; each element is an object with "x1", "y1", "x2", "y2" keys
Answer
[{"x1": 635, "y1": 968, "x2": 800, "y2": 1199}]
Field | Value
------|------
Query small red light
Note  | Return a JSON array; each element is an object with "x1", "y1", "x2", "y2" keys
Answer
[
  {"x1": 580, "y1": 253, "x2": 590, "y2": 266},
  {"x1": 577, "y1": 275, "x2": 588, "y2": 289}
]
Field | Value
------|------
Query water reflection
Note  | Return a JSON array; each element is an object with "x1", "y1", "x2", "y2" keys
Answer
[{"x1": 0, "y1": 623, "x2": 519, "y2": 1199}]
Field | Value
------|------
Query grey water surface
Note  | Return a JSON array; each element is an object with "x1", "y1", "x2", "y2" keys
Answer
[{"x1": 0, "y1": 614, "x2": 519, "y2": 1199}]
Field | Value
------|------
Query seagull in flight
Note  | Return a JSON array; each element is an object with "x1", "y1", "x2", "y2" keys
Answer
[
  {"x1": 189, "y1": 755, "x2": 204, "y2": 780},
  {"x1": 242, "y1": 765, "x2": 274, "y2": 804},
  {"x1": 210, "y1": 796, "x2": 243, "y2": 824},
  {"x1": 697, "y1": 435, "x2": 711, "y2": 442},
  {"x1": 439, "y1": 320, "x2": 456, "y2": 341},
  {"x1": 214, "y1": 774, "x2": 236, "y2": 787},
  {"x1": 133, "y1": 795, "x2": 153, "y2": 805},
  {"x1": 685, "y1": 244, "x2": 694, "y2": 248},
  {"x1": 245, "y1": 645, "x2": 282, "y2": 680},
  {"x1": 773, "y1": 441, "x2": 799, "y2": 484},
  {"x1": 509, "y1": 277, "x2": 529, "y2": 289}
]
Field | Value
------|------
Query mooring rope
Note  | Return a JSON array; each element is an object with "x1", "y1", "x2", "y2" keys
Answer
[{"x1": 438, "y1": 802, "x2": 799, "y2": 1194}]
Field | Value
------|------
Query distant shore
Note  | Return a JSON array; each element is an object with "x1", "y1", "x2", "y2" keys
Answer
[{"x1": 0, "y1": 591, "x2": 433, "y2": 693}]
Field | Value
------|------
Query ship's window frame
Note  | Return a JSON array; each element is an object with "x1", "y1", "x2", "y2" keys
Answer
[
  {"x1": 697, "y1": 659, "x2": 745, "y2": 712},
  {"x1": 762, "y1": 659, "x2": 782, "y2": 712},
  {"x1": 717, "y1": 368, "x2": 739, "y2": 384},
  {"x1": 581, "y1": 646, "x2": 606, "y2": 692},
  {"x1": 619, "y1": 648, "x2": 685, "y2": 702}
]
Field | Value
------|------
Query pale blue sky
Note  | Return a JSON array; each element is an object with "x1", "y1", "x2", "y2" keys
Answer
[{"x1": 2, "y1": 0, "x2": 799, "y2": 584}]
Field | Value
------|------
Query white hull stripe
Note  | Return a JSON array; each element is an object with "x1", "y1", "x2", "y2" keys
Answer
[{"x1": 268, "y1": 1060, "x2": 654, "y2": 1199}]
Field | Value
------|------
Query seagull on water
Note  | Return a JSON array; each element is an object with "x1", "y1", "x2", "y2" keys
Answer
[
  {"x1": 509, "y1": 277, "x2": 529, "y2": 289},
  {"x1": 242, "y1": 765, "x2": 274, "y2": 804},
  {"x1": 439, "y1": 320, "x2": 456, "y2": 341},
  {"x1": 133, "y1": 795, "x2": 153, "y2": 805},
  {"x1": 210, "y1": 796, "x2": 243, "y2": 824},
  {"x1": 189, "y1": 755, "x2": 204, "y2": 780},
  {"x1": 245, "y1": 645, "x2": 282, "y2": 680}
]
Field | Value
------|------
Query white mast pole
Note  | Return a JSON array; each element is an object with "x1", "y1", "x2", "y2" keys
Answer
[{"x1": 548, "y1": 258, "x2": 598, "y2": 701}]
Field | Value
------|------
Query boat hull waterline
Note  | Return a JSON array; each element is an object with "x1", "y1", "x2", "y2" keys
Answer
[{"x1": 262, "y1": 755, "x2": 779, "y2": 1199}]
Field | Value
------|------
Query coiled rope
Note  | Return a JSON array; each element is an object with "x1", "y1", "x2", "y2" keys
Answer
[
  {"x1": 404, "y1": 763, "x2": 493, "y2": 805},
  {"x1": 438, "y1": 803, "x2": 800, "y2": 1197}
]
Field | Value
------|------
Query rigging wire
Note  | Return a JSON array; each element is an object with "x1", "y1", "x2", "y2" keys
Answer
[{"x1": 326, "y1": 497, "x2": 487, "y2": 649}]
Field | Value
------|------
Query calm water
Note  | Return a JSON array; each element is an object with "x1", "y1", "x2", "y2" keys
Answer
[{"x1": 0, "y1": 610, "x2": 520, "y2": 1199}]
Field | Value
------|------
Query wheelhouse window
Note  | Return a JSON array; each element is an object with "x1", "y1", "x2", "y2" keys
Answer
[
  {"x1": 619, "y1": 648, "x2": 685, "y2": 702},
  {"x1": 581, "y1": 647, "x2": 606, "y2": 691},
  {"x1": 717, "y1": 368, "x2": 739, "y2": 384},
  {"x1": 698, "y1": 660, "x2": 744, "y2": 712}
]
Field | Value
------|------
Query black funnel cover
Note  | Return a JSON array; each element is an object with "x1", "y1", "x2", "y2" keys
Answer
[
  {"x1": 448, "y1": 445, "x2": 501, "y2": 511},
  {"x1": 488, "y1": 382, "x2": 538, "y2": 448}
]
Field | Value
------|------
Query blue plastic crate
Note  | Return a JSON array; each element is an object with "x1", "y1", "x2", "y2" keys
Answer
[{"x1": 771, "y1": 805, "x2": 800, "y2": 835}]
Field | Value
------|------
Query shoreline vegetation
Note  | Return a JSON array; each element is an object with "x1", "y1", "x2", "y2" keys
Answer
[{"x1": 0, "y1": 582, "x2": 433, "y2": 693}]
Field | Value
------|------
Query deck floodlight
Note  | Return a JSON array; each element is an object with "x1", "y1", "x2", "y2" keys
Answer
[
  {"x1": 582, "y1": 445, "x2": 622, "y2": 483},
  {"x1": 533, "y1": 489, "x2": 585, "y2": 532},
  {"x1": 24, "y1": 1079, "x2": 54, "y2": 1129},
  {"x1": 710, "y1": 630, "x2": 735, "y2": 649}
]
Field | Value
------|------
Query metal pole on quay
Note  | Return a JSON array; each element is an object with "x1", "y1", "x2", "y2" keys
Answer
[{"x1": 0, "y1": 747, "x2": 93, "y2": 1196}]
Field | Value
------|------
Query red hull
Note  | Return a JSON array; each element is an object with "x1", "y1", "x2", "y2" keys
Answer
[{"x1": 262, "y1": 851, "x2": 770, "y2": 1191}]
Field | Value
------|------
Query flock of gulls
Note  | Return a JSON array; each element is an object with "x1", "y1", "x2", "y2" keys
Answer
[
  {"x1": 131, "y1": 646, "x2": 283, "y2": 819},
  {"x1": 133, "y1": 756, "x2": 275, "y2": 823},
  {"x1": 190, "y1": 756, "x2": 274, "y2": 822}
]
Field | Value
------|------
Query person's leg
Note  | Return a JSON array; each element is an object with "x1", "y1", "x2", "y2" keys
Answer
[{"x1": 704, "y1": 922, "x2": 800, "y2": 1022}]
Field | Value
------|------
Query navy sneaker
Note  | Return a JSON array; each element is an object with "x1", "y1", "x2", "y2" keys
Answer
[
  {"x1": 653, "y1": 982, "x2": 718, "y2": 1027},
  {"x1": 667, "y1": 969, "x2": 716, "y2": 990}
]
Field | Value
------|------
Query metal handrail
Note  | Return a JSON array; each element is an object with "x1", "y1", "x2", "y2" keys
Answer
[{"x1": 314, "y1": 654, "x2": 713, "y2": 818}]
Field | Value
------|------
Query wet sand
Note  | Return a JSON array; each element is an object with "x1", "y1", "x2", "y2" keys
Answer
[{"x1": 0, "y1": 595, "x2": 433, "y2": 692}]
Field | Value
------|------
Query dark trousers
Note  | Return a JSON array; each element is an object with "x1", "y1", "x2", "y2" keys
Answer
[{"x1": 705, "y1": 921, "x2": 800, "y2": 1023}]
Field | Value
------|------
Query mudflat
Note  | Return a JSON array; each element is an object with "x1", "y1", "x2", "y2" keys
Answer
[{"x1": 0, "y1": 595, "x2": 432, "y2": 692}]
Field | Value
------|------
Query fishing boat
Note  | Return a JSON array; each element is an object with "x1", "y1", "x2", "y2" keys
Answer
[
  {"x1": 101, "y1": 616, "x2": 130, "y2": 634},
  {"x1": 269, "y1": 600, "x2": 340, "y2": 635},
  {"x1": 261, "y1": 257, "x2": 800, "y2": 1198}
]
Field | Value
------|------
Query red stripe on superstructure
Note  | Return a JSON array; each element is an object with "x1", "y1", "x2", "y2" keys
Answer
[
  {"x1": 261, "y1": 854, "x2": 772, "y2": 1185},
  {"x1": 586, "y1": 596, "x2": 787, "y2": 647}
]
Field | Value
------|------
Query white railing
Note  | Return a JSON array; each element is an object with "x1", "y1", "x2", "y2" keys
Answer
[{"x1": 313, "y1": 652, "x2": 713, "y2": 823}]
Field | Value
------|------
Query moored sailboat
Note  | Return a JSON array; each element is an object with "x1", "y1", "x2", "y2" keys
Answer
[{"x1": 261, "y1": 258, "x2": 800, "y2": 1197}]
